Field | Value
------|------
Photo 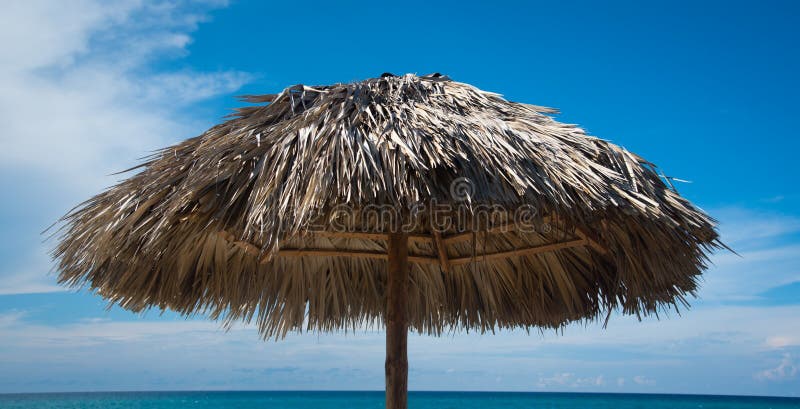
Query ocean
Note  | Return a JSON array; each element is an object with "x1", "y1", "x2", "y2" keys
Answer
[{"x1": 1, "y1": 391, "x2": 799, "y2": 409}]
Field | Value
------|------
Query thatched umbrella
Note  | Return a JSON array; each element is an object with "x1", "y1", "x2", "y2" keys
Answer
[{"x1": 53, "y1": 73, "x2": 721, "y2": 408}]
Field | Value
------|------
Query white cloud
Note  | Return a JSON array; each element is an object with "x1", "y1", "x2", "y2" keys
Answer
[
  {"x1": 535, "y1": 373, "x2": 606, "y2": 389},
  {"x1": 583, "y1": 375, "x2": 605, "y2": 386},
  {"x1": 0, "y1": 303, "x2": 798, "y2": 394},
  {"x1": 0, "y1": 0, "x2": 248, "y2": 189},
  {"x1": 0, "y1": 273, "x2": 62, "y2": 296},
  {"x1": 535, "y1": 372, "x2": 571, "y2": 388},
  {"x1": 702, "y1": 248, "x2": 800, "y2": 303},
  {"x1": 523, "y1": 305, "x2": 800, "y2": 356},
  {"x1": 700, "y1": 208, "x2": 800, "y2": 302},
  {"x1": 0, "y1": 253, "x2": 62, "y2": 295},
  {"x1": 766, "y1": 336, "x2": 797, "y2": 349},
  {"x1": 756, "y1": 354, "x2": 798, "y2": 381},
  {"x1": 0, "y1": 0, "x2": 249, "y2": 295},
  {"x1": 713, "y1": 207, "x2": 800, "y2": 248},
  {"x1": 0, "y1": 0, "x2": 134, "y2": 72},
  {"x1": 0, "y1": 311, "x2": 26, "y2": 328}
]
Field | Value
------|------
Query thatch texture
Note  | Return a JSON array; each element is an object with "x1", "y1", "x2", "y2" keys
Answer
[{"x1": 53, "y1": 73, "x2": 721, "y2": 338}]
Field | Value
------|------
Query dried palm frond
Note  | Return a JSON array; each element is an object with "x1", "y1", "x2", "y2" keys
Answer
[{"x1": 52, "y1": 73, "x2": 722, "y2": 338}]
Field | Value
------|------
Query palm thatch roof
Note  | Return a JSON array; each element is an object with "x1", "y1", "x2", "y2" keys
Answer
[{"x1": 53, "y1": 73, "x2": 721, "y2": 338}]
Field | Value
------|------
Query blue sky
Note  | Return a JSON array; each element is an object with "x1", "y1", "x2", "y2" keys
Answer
[{"x1": 1, "y1": 0, "x2": 799, "y2": 397}]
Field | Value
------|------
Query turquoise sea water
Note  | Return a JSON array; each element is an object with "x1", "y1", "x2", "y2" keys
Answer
[{"x1": 1, "y1": 391, "x2": 799, "y2": 409}]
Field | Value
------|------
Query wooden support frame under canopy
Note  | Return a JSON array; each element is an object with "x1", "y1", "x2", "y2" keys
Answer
[{"x1": 217, "y1": 221, "x2": 601, "y2": 270}]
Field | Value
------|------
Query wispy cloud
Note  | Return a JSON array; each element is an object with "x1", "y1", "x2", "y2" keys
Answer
[
  {"x1": 0, "y1": 273, "x2": 62, "y2": 296},
  {"x1": 700, "y1": 208, "x2": 800, "y2": 302},
  {"x1": 713, "y1": 207, "x2": 800, "y2": 248},
  {"x1": 0, "y1": 311, "x2": 26, "y2": 328},
  {"x1": 766, "y1": 336, "x2": 797, "y2": 349},
  {"x1": 0, "y1": 0, "x2": 248, "y2": 190},
  {"x1": 1, "y1": 302, "x2": 799, "y2": 394},
  {"x1": 0, "y1": 0, "x2": 249, "y2": 295},
  {"x1": 756, "y1": 354, "x2": 798, "y2": 382},
  {"x1": 535, "y1": 373, "x2": 607, "y2": 389},
  {"x1": 535, "y1": 305, "x2": 800, "y2": 352}
]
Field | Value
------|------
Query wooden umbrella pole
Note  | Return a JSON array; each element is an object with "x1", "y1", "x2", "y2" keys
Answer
[{"x1": 386, "y1": 232, "x2": 409, "y2": 409}]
